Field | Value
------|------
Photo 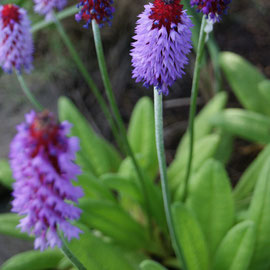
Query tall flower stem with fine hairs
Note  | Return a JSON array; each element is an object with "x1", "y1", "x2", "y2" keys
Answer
[
  {"x1": 91, "y1": 20, "x2": 152, "y2": 228},
  {"x1": 183, "y1": 16, "x2": 207, "y2": 201},
  {"x1": 154, "y1": 88, "x2": 187, "y2": 270},
  {"x1": 15, "y1": 71, "x2": 43, "y2": 111},
  {"x1": 52, "y1": 14, "x2": 122, "y2": 150}
]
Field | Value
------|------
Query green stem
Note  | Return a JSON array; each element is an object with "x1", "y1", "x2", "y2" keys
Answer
[
  {"x1": 53, "y1": 14, "x2": 121, "y2": 149},
  {"x1": 60, "y1": 235, "x2": 87, "y2": 270},
  {"x1": 91, "y1": 20, "x2": 152, "y2": 227},
  {"x1": 183, "y1": 16, "x2": 207, "y2": 202},
  {"x1": 154, "y1": 89, "x2": 187, "y2": 270},
  {"x1": 15, "y1": 71, "x2": 43, "y2": 111}
]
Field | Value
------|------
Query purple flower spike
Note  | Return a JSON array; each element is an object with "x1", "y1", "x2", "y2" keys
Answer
[
  {"x1": 130, "y1": 0, "x2": 193, "y2": 95},
  {"x1": 190, "y1": 0, "x2": 231, "y2": 22},
  {"x1": 33, "y1": 0, "x2": 67, "y2": 20},
  {"x1": 10, "y1": 111, "x2": 84, "y2": 251},
  {"x1": 0, "y1": 4, "x2": 33, "y2": 73}
]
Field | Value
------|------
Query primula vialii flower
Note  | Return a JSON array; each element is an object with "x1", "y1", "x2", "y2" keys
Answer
[
  {"x1": 0, "y1": 4, "x2": 33, "y2": 73},
  {"x1": 75, "y1": 0, "x2": 114, "y2": 28},
  {"x1": 10, "y1": 111, "x2": 84, "y2": 251},
  {"x1": 130, "y1": 0, "x2": 193, "y2": 95},
  {"x1": 190, "y1": 0, "x2": 231, "y2": 22},
  {"x1": 33, "y1": 0, "x2": 67, "y2": 20}
]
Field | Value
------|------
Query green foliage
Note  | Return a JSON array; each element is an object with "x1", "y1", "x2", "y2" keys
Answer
[
  {"x1": 0, "y1": 159, "x2": 13, "y2": 189},
  {"x1": 234, "y1": 145, "x2": 270, "y2": 208},
  {"x1": 79, "y1": 198, "x2": 150, "y2": 249},
  {"x1": 220, "y1": 52, "x2": 270, "y2": 116},
  {"x1": 65, "y1": 227, "x2": 139, "y2": 270},
  {"x1": 213, "y1": 221, "x2": 255, "y2": 270},
  {"x1": 247, "y1": 157, "x2": 270, "y2": 270},
  {"x1": 211, "y1": 109, "x2": 270, "y2": 144},
  {"x1": 0, "y1": 214, "x2": 32, "y2": 240},
  {"x1": 140, "y1": 260, "x2": 167, "y2": 270},
  {"x1": 1, "y1": 249, "x2": 63, "y2": 270},
  {"x1": 172, "y1": 202, "x2": 210, "y2": 270},
  {"x1": 187, "y1": 159, "x2": 235, "y2": 256},
  {"x1": 58, "y1": 97, "x2": 121, "y2": 176},
  {"x1": 128, "y1": 97, "x2": 159, "y2": 180}
]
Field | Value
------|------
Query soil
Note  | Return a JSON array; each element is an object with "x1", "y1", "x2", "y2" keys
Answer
[{"x1": 0, "y1": 0, "x2": 269, "y2": 265}]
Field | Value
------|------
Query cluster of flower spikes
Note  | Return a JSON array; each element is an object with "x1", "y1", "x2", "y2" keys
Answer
[
  {"x1": 190, "y1": 0, "x2": 231, "y2": 22},
  {"x1": 75, "y1": 0, "x2": 114, "y2": 28},
  {"x1": 130, "y1": 0, "x2": 193, "y2": 95},
  {"x1": 0, "y1": 4, "x2": 33, "y2": 73},
  {"x1": 10, "y1": 110, "x2": 84, "y2": 251},
  {"x1": 33, "y1": 0, "x2": 67, "y2": 20}
]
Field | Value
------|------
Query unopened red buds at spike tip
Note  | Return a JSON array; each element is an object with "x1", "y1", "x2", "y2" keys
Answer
[
  {"x1": 10, "y1": 110, "x2": 84, "y2": 251},
  {"x1": 0, "y1": 4, "x2": 33, "y2": 73},
  {"x1": 75, "y1": 0, "x2": 114, "y2": 28},
  {"x1": 130, "y1": 0, "x2": 193, "y2": 95}
]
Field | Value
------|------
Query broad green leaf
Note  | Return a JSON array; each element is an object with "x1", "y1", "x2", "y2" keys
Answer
[
  {"x1": 76, "y1": 173, "x2": 115, "y2": 202},
  {"x1": 0, "y1": 159, "x2": 13, "y2": 189},
  {"x1": 219, "y1": 52, "x2": 268, "y2": 115},
  {"x1": 58, "y1": 97, "x2": 121, "y2": 176},
  {"x1": 128, "y1": 97, "x2": 158, "y2": 180},
  {"x1": 79, "y1": 199, "x2": 150, "y2": 249},
  {"x1": 101, "y1": 173, "x2": 143, "y2": 203},
  {"x1": 213, "y1": 221, "x2": 255, "y2": 270},
  {"x1": 1, "y1": 249, "x2": 63, "y2": 270},
  {"x1": 176, "y1": 92, "x2": 228, "y2": 158},
  {"x1": 172, "y1": 203, "x2": 210, "y2": 270},
  {"x1": 0, "y1": 214, "x2": 32, "y2": 240},
  {"x1": 248, "y1": 157, "x2": 270, "y2": 270},
  {"x1": 66, "y1": 227, "x2": 138, "y2": 270},
  {"x1": 140, "y1": 260, "x2": 167, "y2": 270},
  {"x1": 187, "y1": 159, "x2": 235, "y2": 256},
  {"x1": 258, "y1": 80, "x2": 270, "y2": 104},
  {"x1": 211, "y1": 109, "x2": 270, "y2": 144},
  {"x1": 234, "y1": 145, "x2": 270, "y2": 207},
  {"x1": 169, "y1": 134, "x2": 220, "y2": 200},
  {"x1": 118, "y1": 156, "x2": 167, "y2": 232}
]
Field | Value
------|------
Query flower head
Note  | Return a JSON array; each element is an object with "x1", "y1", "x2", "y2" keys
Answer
[
  {"x1": 0, "y1": 4, "x2": 33, "y2": 73},
  {"x1": 75, "y1": 0, "x2": 114, "y2": 28},
  {"x1": 10, "y1": 110, "x2": 84, "y2": 251},
  {"x1": 33, "y1": 0, "x2": 67, "y2": 20},
  {"x1": 130, "y1": 0, "x2": 193, "y2": 95},
  {"x1": 190, "y1": 0, "x2": 231, "y2": 22}
]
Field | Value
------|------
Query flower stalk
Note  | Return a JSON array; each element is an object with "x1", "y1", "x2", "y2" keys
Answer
[
  {"x1": 91, "y1": 19, "x2": 152, "y2": 228},
  {"x1": 15, "y1": 71, "x2": 43, "y2": 111},
  {"x1": 183, "y1": 15, "x2": 207, "y2": 202},
  {"x1": 154, "y1": 88, "x2": 187, "y2": 270}
]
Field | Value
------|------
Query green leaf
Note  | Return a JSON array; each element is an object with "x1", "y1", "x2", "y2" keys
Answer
[
  {"x1": 76, "y1": 173, "x2": 115, "y2": 202},
  {"x1": 101, "y1": 173, "x2": 143, "y2": 203},
  {"x1": 211, "y1": 109, "x2": 270, "y2": 144},
  {"x1": 128, "y1": 97, "x2": 158, "y2": 180},
  {"x1": 0, "y1": 159, "x2": 13, "y2": 189},
  {"x1": 187, "y1": 159, "x2": 235, "y2": 256},
  {"x1": 234, "y1": 145, "x2": 270, "y2": 208},
  {"x1": 219, "y1": 52, "x2": 268, "y2": 115},
  {"x1": 0, "y1": 214, "x2": 32, "y2": 240},
  {"x1": 79, "y1": 199, "x2": 149, "y2": 249},
  {"x1": 140, "y1": 260, "x2": 167, "y2": 270},
  {"x1": 172, "y1": 202, "x2": 210, "y2": 270},
  {"x1": 213, "y1": 221, "x2": 255, "y2": 270},
  {"x1": 214, "y1": 131, "x2": 234, "y2": 164},
  {"x1": 58, "y1": 97, "x2": 121, "y2": 176},
  {"x1": 258, "y1": 80, "x2": 270, "y2": 105},
  {"x1": 66, "y1": 227, "x2": 138, "y2": 270},
  {"x1": 248, "y1": 157, "x2": 270, "y2": 270},
  {"x1": 176, "y1": 92, "x2": 228, "y2": 158},
  {"x1": 168, "y1": 134, "x2": 221, "y2": 200},
  {"x1": 1, "y1": 249, "x2": 63, "y2": 270}
]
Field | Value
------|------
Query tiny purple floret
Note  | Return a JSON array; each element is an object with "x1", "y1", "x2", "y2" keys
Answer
[{"x1": 10, "y1": 111, "x2": 84, "y2": 251}]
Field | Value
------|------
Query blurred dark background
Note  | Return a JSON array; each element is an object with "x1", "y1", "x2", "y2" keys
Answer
[{"x1": 0, "y1": 0, "x2": 269, "y2": 264}]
